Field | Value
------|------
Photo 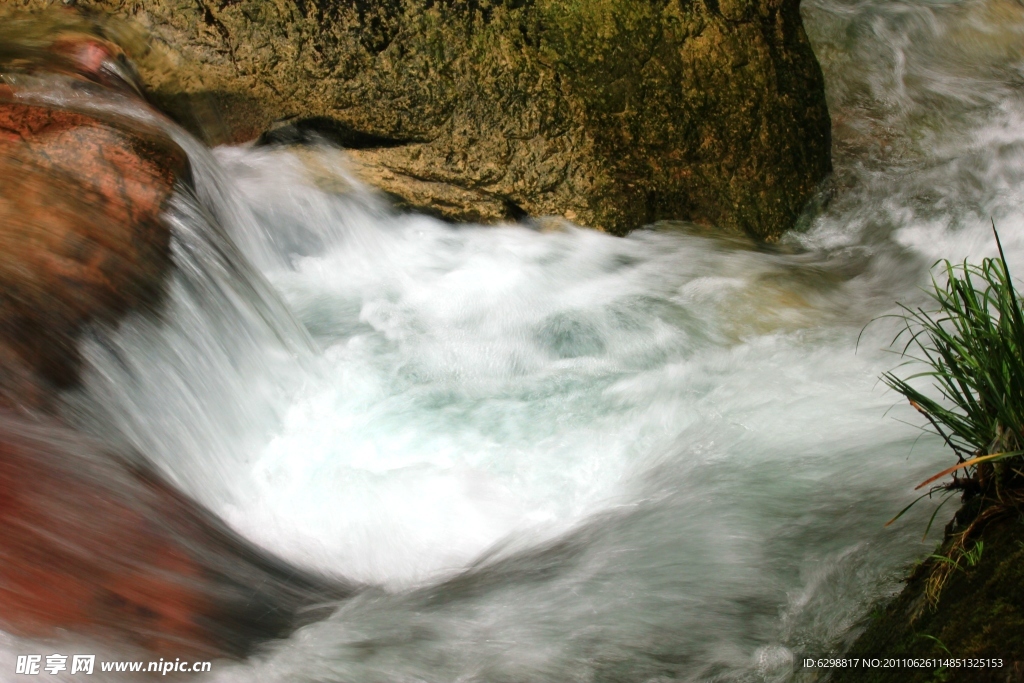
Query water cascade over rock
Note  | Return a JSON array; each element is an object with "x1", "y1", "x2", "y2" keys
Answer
[
  {"x1": 0, "y1": 24, "x2": 347, "y2": 657},
  {"x1": 3, "y1": 0, "x2": 1024, "y2": 680}
]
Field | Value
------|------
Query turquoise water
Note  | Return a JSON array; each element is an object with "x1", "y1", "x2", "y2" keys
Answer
[{"x1": 8, "y1": 1, "x2": 1024, "y2": 680}]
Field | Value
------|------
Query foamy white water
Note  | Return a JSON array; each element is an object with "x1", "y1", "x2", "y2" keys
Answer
[{"x1": 5, "y1": 0, "x2": 1024, "y2": 681}]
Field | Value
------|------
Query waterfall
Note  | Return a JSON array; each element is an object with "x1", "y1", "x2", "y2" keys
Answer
[{"x1": 5, "y1": 0, "x2": 1024, "y2": 680}]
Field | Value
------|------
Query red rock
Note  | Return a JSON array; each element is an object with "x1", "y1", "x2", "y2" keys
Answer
[
  {"x1": 47, "y1": 33, "x2": 144, "y2": 95},
  {"x1": 0, "y1": 413, "x2": 343, "y2": 657},
  {"x1": 0, "y1": 25, "x2": 344, "y2": 657},
  {"x1": 0, "y1": 100, "x2": 184, "y2": 408}
]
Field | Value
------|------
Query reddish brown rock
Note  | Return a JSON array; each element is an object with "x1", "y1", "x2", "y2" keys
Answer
[
  {"x1": 0, "y1": 413, "x2": 343, "y2": 657},
  {"x1": 0, "y1": 92, "x2": 184, "y2": 408},
  {"x1": 0, "y1": 29, "x2": 345, "y2": 657},
  {"x1": 48, "y1": 33, "x2": 140, "y2": 92}
]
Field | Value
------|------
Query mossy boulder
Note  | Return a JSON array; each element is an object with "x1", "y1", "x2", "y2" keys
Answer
[
  {"x1": 14, "y1": 0, "x2": 830, "y2": 238},
  {"x1": 829, "y1": 516, "x2": 1024, "y2": 683}
]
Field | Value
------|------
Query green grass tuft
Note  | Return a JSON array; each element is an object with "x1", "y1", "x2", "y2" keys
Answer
[
  {"x1": 884, "y1": 226, "x2": 1024, "y2": 506},
  {"x1": 881, "y1": 224, "x2": 1024, "y2": 606}
]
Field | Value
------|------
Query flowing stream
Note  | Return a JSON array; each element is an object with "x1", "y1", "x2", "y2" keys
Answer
[{"x1": 7, "y1": 0, "x2": 1024, "y2": 680}]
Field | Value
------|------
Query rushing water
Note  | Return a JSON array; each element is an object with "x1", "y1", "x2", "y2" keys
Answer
[{"x1": 7, "y1": 0, "x2": 1024, "y2": 680}]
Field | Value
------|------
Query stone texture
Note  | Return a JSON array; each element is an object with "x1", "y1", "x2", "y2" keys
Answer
[
  {"x1": 0, "y1": 29, "x2": 346, "y2": 656},
  {"x1": 11, "y1": 0, "x2": 831, "y2": 238},
  {"x1": 0, "y1": 413, "x2": 345, "y2": 657},
  {"x1": 0, "y1": 93, "x2": 183, "y2": 411},
  {"x1": 830, "y1": 516, "x2": 1024, "y2": 682}
]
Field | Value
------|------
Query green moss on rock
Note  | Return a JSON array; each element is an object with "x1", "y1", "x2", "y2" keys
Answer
[
  {"x1": 830, "y1": 516, "x2": 1024, "y2": 683},
  {"x1": 13, "y1": 0, "x2": 831, "y2": 238}
]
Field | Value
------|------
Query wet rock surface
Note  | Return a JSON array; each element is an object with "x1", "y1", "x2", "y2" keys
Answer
[
  {"x1": 12, "y1": 0, "x2": 831, "y2": 238},
  {"x1": 0, "y1": 27, "x2": 345, "y2": 658},
  {"x1": 0, "y1": 414, "x2": 346, "y2": 658},
  {"x1": 0, "y1": 96, "x2": 183, "y2": 410},
  {"x1": 829, "y1": 516, "x2": 1024, "y2": 683}
]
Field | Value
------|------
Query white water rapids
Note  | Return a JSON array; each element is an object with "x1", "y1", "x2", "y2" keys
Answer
[{"x1": 6, "y1": 0, "x2": 1024, "y2": 680}]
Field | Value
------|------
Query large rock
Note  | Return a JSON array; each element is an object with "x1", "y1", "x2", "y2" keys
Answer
[
  {"x1": 0, "y1": 25, "x2": 347, "y2": 656},
  {"x1": 13, "y1": 0, "x2": 831, "y2": 238},
  {"x1": 0, "y1": 98, "x2": 183, "y2": 411},
  {"x1": 0, "y1": 413, "x2": 345, "y2": 657},
  {"x1": 0, "y1": 24, "x2": 184, "y2": 411}
]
